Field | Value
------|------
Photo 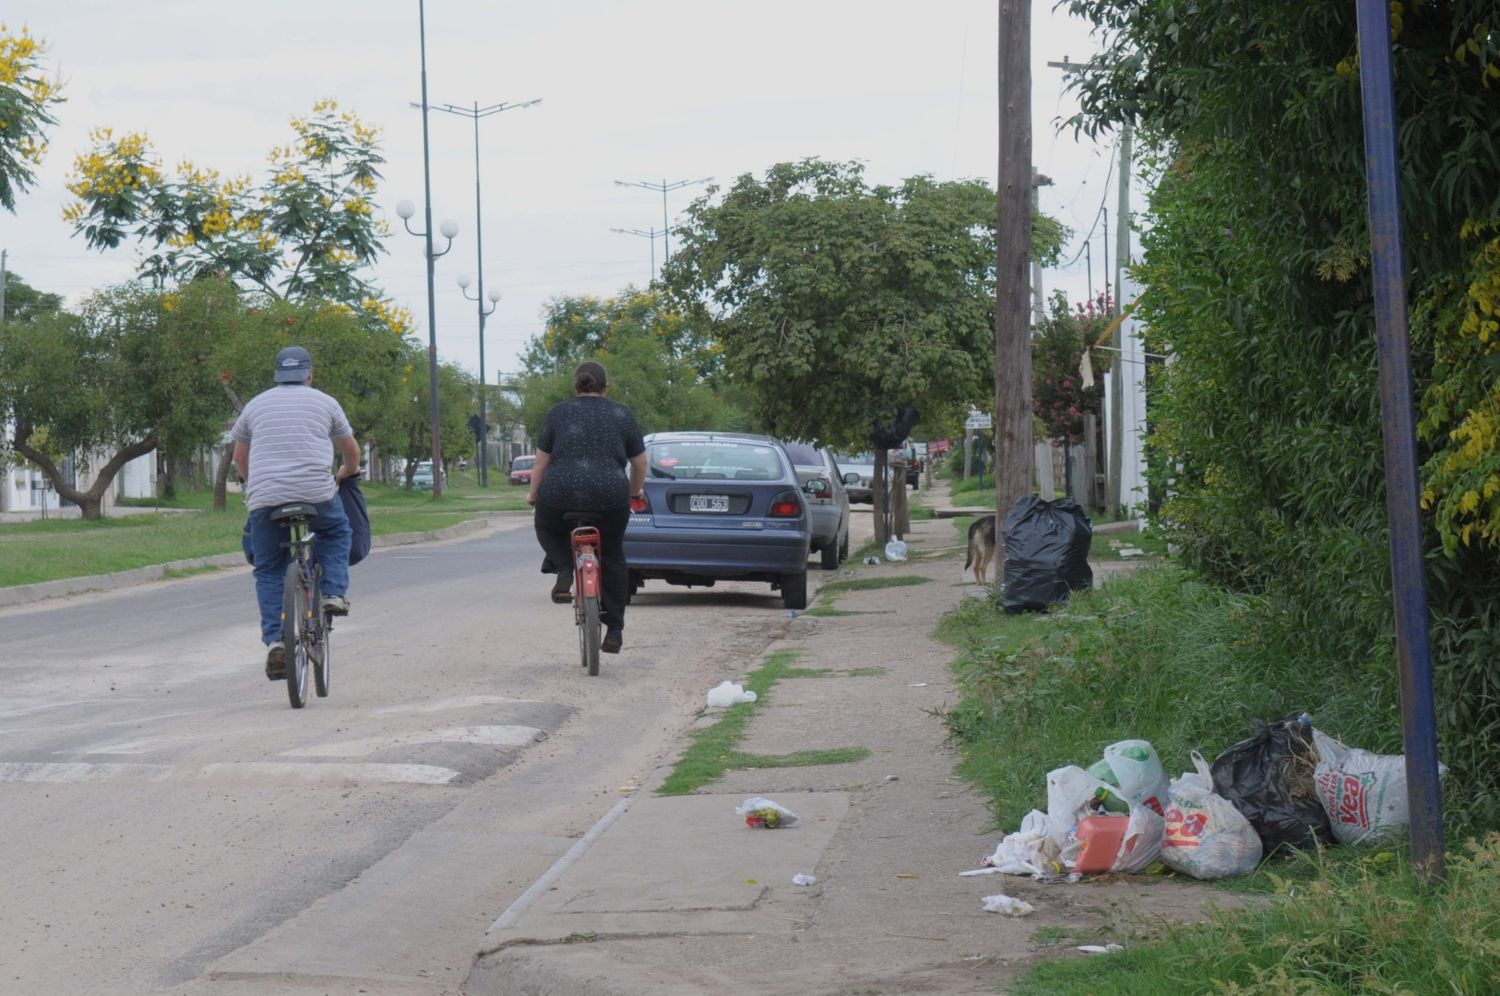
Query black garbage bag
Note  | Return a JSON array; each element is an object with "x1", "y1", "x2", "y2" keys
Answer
[
  {"x1": 1210, "y1": 715, "x2": 1333, "y2": 854},
  {"x1": 1000, "y1": 496, "x2": 1093, "y2": 613},
  {"x1": 338, "y1": 474, "x2": 371, "y2": 566}
]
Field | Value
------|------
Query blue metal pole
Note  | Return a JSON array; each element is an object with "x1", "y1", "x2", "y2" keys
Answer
[{"x1": 1355, "y1": 0, "x2": 1444, "y2": 884}]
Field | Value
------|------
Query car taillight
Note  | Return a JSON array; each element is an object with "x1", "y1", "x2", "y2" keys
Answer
[
  {"x1": 630, "y1": 493, "x2": 651, "y2": 513},
  {"x1": 813, "y1": 485, "x2": 833, "y2": 499},
  {"x1": 768, "y1": 490, "x2": 802, "y2": 518}
]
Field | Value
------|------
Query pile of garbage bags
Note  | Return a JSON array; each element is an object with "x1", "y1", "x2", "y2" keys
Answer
[{"x1": 976, "y1": 718, "x2": 1442, "y2": 882}]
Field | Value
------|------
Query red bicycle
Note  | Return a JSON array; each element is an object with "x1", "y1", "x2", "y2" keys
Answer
[{"x1": 565, "y1": 513, "x2": 603, "y2": 676}]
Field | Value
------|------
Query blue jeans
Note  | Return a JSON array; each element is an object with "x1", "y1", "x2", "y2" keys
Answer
[{"x1": 249, "y1": 498, "x2": 351, "y2": 644}]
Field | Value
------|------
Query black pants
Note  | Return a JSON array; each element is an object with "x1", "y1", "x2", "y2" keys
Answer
[{"x1": 534, "y1": 503, "x2": 630, "y2": 631}]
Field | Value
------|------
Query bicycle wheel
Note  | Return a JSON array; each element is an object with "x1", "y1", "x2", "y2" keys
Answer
[
  {"x1": 314, "y1": 603, "x2": 332, "y2": 699},
  {"x1": 579, "y1": 594, "x2": 601, "y2": 676},
  {"x1": 283, "y1": 562, "x2": 309, "y2": 709}
]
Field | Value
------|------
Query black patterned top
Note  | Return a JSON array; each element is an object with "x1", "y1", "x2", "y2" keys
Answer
[{"x1": 535, "y1": 395, "x2": 646, "y2": 512}]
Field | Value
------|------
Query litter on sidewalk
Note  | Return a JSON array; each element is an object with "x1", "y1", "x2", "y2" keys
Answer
[
  {"x1": 981, "y1": 893, "x2": 1035, "y2": 916},
  {"x1": 736, "y1": 796, "x2": 799, "y2": 828},
  {"x1": 791, "y1": 873, "x2": 817, "y2": 886},
  {"x1": 706, "y1": 680, "x2": 757, "y2": 708}
]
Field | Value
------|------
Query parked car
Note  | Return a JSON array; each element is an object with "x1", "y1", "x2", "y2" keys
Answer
[
  {"x1": 624, "y1": 432, "x2": 819, "y2": 609},
  {"x1": 834, "y1": 452, "x2": 878, "y2": 504},
  {"x1": 410, "y1": 460, "x2": 445, "y2": 490},
  {"x1": 508, "y1": 454, "x2": 535, "y2": 487},
  {"x1": 781, "y1": 441, "x2": 852, "y2": 569}
]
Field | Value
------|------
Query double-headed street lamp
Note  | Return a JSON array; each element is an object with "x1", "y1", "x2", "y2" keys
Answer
[
  {"x1": 429, "y1": 97, "x2": 541, "y2": 488},
  {"x1": 610, "y1": 226, "x2": 663, "y2": 284},
  {"x1": 613, "y1": 176, "x2": 712, "y2": 268},
  {"x1": 457, "y1": 274, "x2": 501, "y2": 485}
]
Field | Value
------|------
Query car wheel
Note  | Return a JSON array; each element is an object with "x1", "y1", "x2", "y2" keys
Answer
[
  {"x1": 839, "y1": 532, "x2": 849, "y2": 563},
  {"x1": 781, "y1": 572, "x2": 808, "y2": 610},
  {"x1": 820, "y1": 540, "x2": 839, "y2": 570}
]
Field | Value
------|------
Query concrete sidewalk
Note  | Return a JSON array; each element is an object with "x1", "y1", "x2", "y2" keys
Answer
[{"x1": 468, "y1": 485, "x2": 1223, "y2": 995}]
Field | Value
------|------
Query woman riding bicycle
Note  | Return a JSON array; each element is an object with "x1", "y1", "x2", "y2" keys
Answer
[{"x1": 526, "y1": 361, "x2": 647, "y2": 654}]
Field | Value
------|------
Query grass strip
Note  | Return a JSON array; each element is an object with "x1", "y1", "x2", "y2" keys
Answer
[
  {"x1": 1012, "y1": 842, "x2": 1500, "y2": 995},
  {"x1": 726, "y1": 747, "x2": 871, "y2": 769},
  {"x1": 818, "y1": 575, "x2": 930, "y2": 595},
  {"x1": 657, "y1": 650, "x2": 799, "y2": 796}
]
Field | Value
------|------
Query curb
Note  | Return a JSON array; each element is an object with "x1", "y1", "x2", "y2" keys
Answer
[{"x1": 0, "y1": 514, "x2": 513, "y2": 609}]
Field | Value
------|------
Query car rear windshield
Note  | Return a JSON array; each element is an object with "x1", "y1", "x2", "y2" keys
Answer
[
  {"x1": 512, "y1": 456, "x2": 534, "y2": 469},
  {"x1": 649, "y1": 440, "x2": 787, "y2": 481},
  {"x1": 781, "y1": 441, "x2": 821, "y2": 466}
]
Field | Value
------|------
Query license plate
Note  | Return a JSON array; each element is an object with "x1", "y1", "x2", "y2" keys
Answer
[{"x1": 689, "y1": 494, "x2": 729, "y2": 513}]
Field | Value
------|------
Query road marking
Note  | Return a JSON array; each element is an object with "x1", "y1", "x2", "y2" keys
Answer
[
  {"x1": 281, "y1": 725, "x2": 546, "y2": 758},
  {"x1": 0, "y1": 761, "x2": 173, "y2": 783},
  {"x1": 194, "y1": 762, "x2": 461, "y2": 785}
]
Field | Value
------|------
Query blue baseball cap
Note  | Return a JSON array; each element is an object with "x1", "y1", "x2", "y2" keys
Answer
[{"x1": 273, "y1": 346, "x2": 313, "y2": 383}]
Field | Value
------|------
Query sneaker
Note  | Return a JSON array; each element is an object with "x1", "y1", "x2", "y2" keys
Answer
[
  {"x1": 602, "y1": 626, "x2": 623, "y2": 654},
  {"x1": 321, "y1": 595, "x2": 349, "y2": 616},
  {"x1": 550, "y1": 577, "x2": 573, "y2": 604},
  {"x1": 265, "y1": 642, "x2": 286, "y2": 681}
]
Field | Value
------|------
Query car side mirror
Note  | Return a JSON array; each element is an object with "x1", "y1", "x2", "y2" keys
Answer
[
  {"x1": 842, "y1": 472, "x2": 860, "y2": 485},
  {"x1": 803, "y1": 477, "x2": 829, "y2": 495}
]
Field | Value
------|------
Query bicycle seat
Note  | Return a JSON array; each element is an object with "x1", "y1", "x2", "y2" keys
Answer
[
  {"x1": 269, "y1": 502, "x2": 319, "y2": 524},
  {"x1": 563, "y1": 512, "x2": 601, "y2": 526}
]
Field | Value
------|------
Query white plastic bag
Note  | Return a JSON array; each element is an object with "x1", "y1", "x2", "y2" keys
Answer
[
  {"x1": 981, "y1": 894, "x2": 1035, "y2": 916},
  {"x1": 884, "y1": 539, "x2": 908, "y2": 562},
  {"x1": 1162, "y1": 751, "x2": 1262, "y2": 879},
  {"x1": 735, "y1": 796, "x2": 799, "y2": 829},
  {"x1": 1112, "y1": 805, "x2": 1166, "y2": 874},
  {"x1": 1312, "y1": 730, "x2": 1443, "y2": 846},
  {"x1": 977, "y1": 828, "x2": 1061, "y2": 877},
  {"x1": 1093, "y1": 740, "x2": 1170, "y2": 816},
  {"x1": 706, "y1": 680, "x2": 757, "y2": 708}
]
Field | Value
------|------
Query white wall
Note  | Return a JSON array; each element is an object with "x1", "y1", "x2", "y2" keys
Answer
[{"x1": 1108, "y1": 276, "x2": 1151, "y2": 517}]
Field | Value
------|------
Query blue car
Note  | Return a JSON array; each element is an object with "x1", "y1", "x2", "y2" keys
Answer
[{"x1": 625, "y1": 432, "x2": 823, "y2": 609}]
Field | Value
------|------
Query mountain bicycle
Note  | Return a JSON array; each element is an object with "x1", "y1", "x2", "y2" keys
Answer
[
  {"x1": 270, "y1": 502, "x2": 333, "y2": 708},
  {"x1": 564, "y1": 512, "x2": 603, "y2": 677}
]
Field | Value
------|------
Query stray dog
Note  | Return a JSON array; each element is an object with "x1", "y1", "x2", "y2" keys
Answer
[{"x1": 964, "y1": 515, "x2": 997, "y2": 585}]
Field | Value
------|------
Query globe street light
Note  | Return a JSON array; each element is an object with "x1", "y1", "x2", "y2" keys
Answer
[
  {"x1": 407, "y1": 0, "x2": 464, "y2": 498},
  {"x1": 457, "y1": 275, "x2": 502, "y2": 486},
  {"x1": 429, "y1": 97, "x2": 542, "y2": 487}
]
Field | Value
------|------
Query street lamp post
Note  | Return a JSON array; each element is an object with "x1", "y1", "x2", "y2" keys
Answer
[
  {"x1": 407, "y1": 0, "x2": 460, "y2": 498},
  {"x1": 610, "y1": 226, "x2": 662, "y2": 284},
  {"x1": 613, "y1": 176, "x2": 711, "y2": 268},
  {"x1": 457, "y1": 275, "x2": 501, "y2": 485},
  {"x1": 428, "y1": 97, "x2": 540, "y2": 489}
]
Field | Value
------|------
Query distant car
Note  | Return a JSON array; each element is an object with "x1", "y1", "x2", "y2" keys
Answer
[
  {"x1": 508, "y1": 454, "x2": 535, "y2": 487},
  {"x1": 624, "y1": 432, "x2": 818, "y2": 609},
  {"x1": 410, "y1": 460, "x2": 445, "y2": 489},
  {"x1": 781, "y1": 441, "x2": 852, "y2": 570},
  {"x1": 834, "y1": 452, "x2": 878, "y2": 504}
]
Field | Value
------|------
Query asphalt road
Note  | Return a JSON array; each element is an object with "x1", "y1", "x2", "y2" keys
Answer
[{"x1": 0, "y1": 514, "x2": 828, "y2": 994}]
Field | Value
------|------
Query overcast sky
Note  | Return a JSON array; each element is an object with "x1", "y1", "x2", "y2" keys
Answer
[{"x1": 2, "y1": 1, "x2": 1125, "y2": 382}]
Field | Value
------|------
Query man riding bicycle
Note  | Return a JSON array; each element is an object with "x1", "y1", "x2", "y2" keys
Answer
[{"x1": 231, "y1": 346, "x2": 360, "y2": 680}]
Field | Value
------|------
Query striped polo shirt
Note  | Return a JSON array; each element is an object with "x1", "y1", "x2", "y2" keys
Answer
[{"x1": 231, "y1": 384, "x2": 353, "y2": 510}]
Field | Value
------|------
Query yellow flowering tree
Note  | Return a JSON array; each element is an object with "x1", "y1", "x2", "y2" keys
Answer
[
  {"x1": 0, "y1": 24, "x2": 64, "y2": 211},
  {"x1": 64, "y1": 99, "x2": 387, "y2": 306}
]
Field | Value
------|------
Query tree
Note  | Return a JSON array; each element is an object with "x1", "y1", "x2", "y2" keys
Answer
[
  {"x1": 1, "y1": 271, "x2": 63, "y2": 323},
  {"x1": 0, "y1": 25, "x2": 63, "y2": 212},
  {"x1": 63, "y1": 99, "x2": 387, "y2": 306},
  {"x1": 371, "y1": 342, "x2": 477, "y2": 488},
  {"x1": 1031, "y1": 292, "x2": 1111, "y2": 446},
  {"x1": 664, "y1": 159, "x2": 1065, "y2": 537},
  {"x1": 517, "y1": 287, "x2": 745, "y2": 436},
  {"x1": 0, "y1": 285, "x2": 226, "y2": 518}
]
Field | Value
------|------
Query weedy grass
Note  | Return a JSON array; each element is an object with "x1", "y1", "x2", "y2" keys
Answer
[
  {"x1": 941, "y1": 567, "x2": 1498, "y2": 993},
  {"x1": 658, "y1": 650, "x2": 870, "y2": 795},
  {"x1": 1012, "y1": 839, "x2": 1500, "y2": 994}
]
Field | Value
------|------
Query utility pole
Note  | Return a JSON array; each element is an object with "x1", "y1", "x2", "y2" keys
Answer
[
  {"x1": 1, "y1": 249, "x2": 8, "y2": 322},
  {"x1": 1108, "y1": 120, "x2": 1132, "y2": 519},
  {"x1": 1031, "y1": 170, "x2": 1052, "y2": 325},
  {"x1": 995, "y1": 0, "x2": 1033, "y2": 562}
]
